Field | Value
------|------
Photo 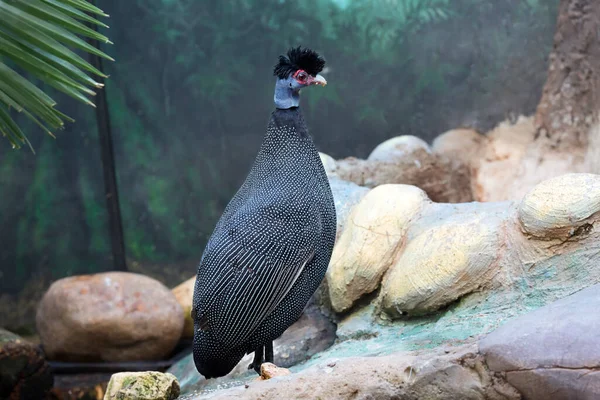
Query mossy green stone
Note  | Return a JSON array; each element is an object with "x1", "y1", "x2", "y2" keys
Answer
[{"x1": 104, "y1": 371, "x2": 180, "y2": 400}]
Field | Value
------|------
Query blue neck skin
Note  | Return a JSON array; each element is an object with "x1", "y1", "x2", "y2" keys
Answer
[{"x1": 274, "y1": 76, "x2": 301, "y2": 109}]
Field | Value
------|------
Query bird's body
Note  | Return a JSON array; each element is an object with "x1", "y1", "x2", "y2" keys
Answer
[{"x1": 192, "y1": 48, "x2": 336, "y2": 379}]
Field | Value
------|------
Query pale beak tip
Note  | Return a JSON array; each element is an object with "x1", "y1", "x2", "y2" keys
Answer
[{"x1": 314, "y1": 74, "x2": 327, "y2": 86}]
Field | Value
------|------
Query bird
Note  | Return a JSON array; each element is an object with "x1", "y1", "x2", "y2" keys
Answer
[{"x1": 191, "y1": 46, "x2": 336, "y2": 379}]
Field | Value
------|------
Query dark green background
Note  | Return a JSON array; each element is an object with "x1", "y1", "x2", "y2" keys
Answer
[{"x1": 0, "y1": 0, "x2": 558, "y2": 332}]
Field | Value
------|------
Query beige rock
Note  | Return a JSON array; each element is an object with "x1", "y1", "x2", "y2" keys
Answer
[
  {"x1": 432, "y1": 128, "x2": 483, "y2": 166},
  {"x1": 327, "y1": 184, "x2": 429, "y2": 312},
  {"x1": 468, "y1": 115, "x2": 587, "y2": 203},
  {"x1": 104, "y1": 371, "x2": 180, "y2": 400},
  {"x1": 258, "y1": 363, "x2": 291, "y2": 380},
  {"x1": 518, "y1": 173, "x2": 600, "y2": 240},
  {"x1": 471, "y1": 117, "x2": 534, "y2": 202},
  {"x1": 173, "y1": 277, "x2": 196, "y2": 338},
  {"x1": 367, "y1": 135, "x2": 432, "y2": 162},
  {"x1": 37, "y1": 272, "x2": 184, "y2": 362},
  {"x1": 380, "y1": 209, "x2": 503, "y2": 317}
]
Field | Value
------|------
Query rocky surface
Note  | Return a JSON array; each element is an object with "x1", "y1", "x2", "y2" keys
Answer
[
  {"x1": 169, "y1": 171, "x2": 600, "y2": 399},
  {"x1": 330, "y1": 135, "x2": 473, "y2": 203},
  {"x1": 170, "y1": 295, "x2": 336, "y2": 395},
  {"x1": 0, "y1": 328, "x2": 53, "y2": 400},
  {"x1": 173, "y1": 277, "x2": 196, "y2": 339},
  {"x1": 178, "y1": 344, "x2": 521, "y2": 400},
  {"x1": 104, "y1": 371, "x2": 180, "y2": 400},
  {"x1": 176, "y1": 286, "x2": 600, "y2": 400},
  {"x1": 37, "y1": 272, "x2": 184, "y2": 362},
  {"x1": 480, "y1": 284, "x2": 600, "y2": 400}
]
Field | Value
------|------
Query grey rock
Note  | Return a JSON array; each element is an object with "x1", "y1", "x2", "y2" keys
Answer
[
  {"x1": 328, "y1": 176, "x2": 369, "y2": 238},
  {"x1": 179, "y1": 344, "x2": 520, "y2": 400},
  {"x1": 506, "y1": 369, "x2": 599, "y2": 400},
  {"x1": 480, "y1": 284, "x2": 600, "y2": 399}
]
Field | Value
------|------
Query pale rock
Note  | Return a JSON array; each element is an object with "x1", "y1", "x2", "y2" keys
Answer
[
  {"x1": 432, "y1": 128, "x2": 483, "y2": 167},
  {"x1": 472, "y1": 116, "x2": 535, "y2": 202},
  {"x1": 104, "y1": 371, "x2": 180, "y2": 400},
  {"x1": 380, "y1": 206, "x2": 504, "y2": 317},
  {"x1": 327, "y1": 184, "x2": 429, "y2": 312},
  {"x1": 172, "y1": 277, "x2": 196, "y2": 338},
  {"x1": 367, "y1": 135, "x2": 432, "y2": 162},
  {"x1": 37, "y1": 272, "x2": 184, "y2": 362},
  {"x1": 258, "y1": 363, "x2": 291, "y2": 380},
  {"x1": 518, "y1": 173, "x2": 600, "y2": 240}
]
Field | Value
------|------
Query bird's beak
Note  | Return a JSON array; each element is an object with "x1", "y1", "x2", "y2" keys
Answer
[{"x1": 311, "y1": 74, "x2": 327, "y2": 86}]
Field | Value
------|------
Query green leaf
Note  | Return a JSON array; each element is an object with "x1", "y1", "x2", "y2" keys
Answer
[
  {"x1": 0, "y1": 0, "x2": 113, "y2": 148},
  {"x1": 16, "y1": 0, "x2": 112, "y2": 44},
  {"x1": 41, "y1": 0, "x2": 109, "y2": 27}
]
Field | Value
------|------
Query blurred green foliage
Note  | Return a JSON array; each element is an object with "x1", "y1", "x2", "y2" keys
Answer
[{"x1": 1, "y1": 0, "x2": 559, "y2": 308}]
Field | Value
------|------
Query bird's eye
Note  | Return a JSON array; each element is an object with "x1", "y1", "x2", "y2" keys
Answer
[{"x1": 295, "y1": 71, "x2": 308, "y2": 83}]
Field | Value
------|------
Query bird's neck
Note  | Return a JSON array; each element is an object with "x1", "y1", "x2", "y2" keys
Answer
[{"x1": 274, "y1": 79, "x2": 300, "y2": 109}]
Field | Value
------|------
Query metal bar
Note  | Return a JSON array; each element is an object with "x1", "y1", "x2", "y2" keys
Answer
[{"x1": 85, "y1": 3, "x2": 127, "y2": 271}]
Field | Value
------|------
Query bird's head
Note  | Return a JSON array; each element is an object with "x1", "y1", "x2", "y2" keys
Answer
[{"x1": 273, "y1": 46, "x2": 326, "y2": 109}]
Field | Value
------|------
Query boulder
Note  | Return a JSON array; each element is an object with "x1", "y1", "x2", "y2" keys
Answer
[
  {"x1": 0, "y1": 328, "x2": 53, "y2": 400},
  {"x1": 480, "y1": 284, "x2": 600, "y2": 400},
  {"x1": 36, "y1": 272, "x2": 184, "y2": 362},
  {"x1": 518, "y1": 173, "x2": 600, "y2": 240},
  {"x1": 380, "y1": 202, "x2": 505, "y2": 318},
  {"x1": 367, "y1": 135, "x2": 432, "y2": 162},
  {"x1": 327, "y1": 184, "x2": 429, "y2": 312},
  {"x1": 173, "y1": 277, "x2": 196, "y2": 338},
  {"x1": 104, "y1": 371, "x2": 180, "y2": 400}
]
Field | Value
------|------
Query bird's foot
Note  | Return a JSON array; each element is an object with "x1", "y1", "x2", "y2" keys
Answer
[
  {"x1": 248, "y1": 345, "x2": 265, "y2": 375},
  {"x1": 247, "y1": 360, "x2": 263, "y2": 375}
]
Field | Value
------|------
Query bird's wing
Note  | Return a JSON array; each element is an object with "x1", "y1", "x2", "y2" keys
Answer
[{"x1": 193, "y1": 200, "x2": 320, "y2": 348}]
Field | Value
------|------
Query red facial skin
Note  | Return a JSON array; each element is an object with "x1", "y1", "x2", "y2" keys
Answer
[{"x1": 293, "y1": 69, "x2": 314, "y2": 85}]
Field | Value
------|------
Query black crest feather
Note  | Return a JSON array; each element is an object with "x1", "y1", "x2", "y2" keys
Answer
[{"x1": 273, "y1": 47, "x2": 325, "y2": 79}]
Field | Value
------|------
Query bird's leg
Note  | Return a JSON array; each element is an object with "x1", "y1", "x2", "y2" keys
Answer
[
  {"x1": 248, "y1": 346, "x2": 264, "y2": 375},
  {"x1": 264, "y1": 341, "x2": 274, "y2": 363}
]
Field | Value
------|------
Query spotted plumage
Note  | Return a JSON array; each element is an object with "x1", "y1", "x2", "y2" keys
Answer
[{"x1": 192, "y1": 47, "x2": 336, "y2": 379}]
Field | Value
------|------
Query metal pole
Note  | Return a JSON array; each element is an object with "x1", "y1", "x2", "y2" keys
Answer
[{"x1": 85, "y1": 3, "x2": 128, "y2": 271}]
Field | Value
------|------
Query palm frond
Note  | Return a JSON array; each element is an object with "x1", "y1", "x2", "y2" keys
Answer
[{"x1": 0, "y1": 0, "x2": 112, "y2": 149}]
